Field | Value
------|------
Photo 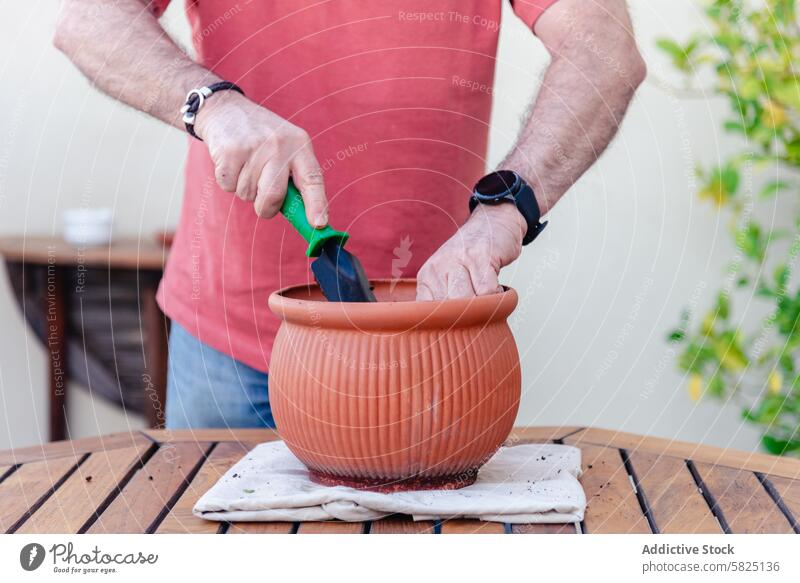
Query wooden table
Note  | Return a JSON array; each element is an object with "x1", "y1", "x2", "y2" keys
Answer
[
  {"x1": 0, "y1": 235, "x2": 169, "y2": 440},
  {"x1": 1, "y1": 426, "x2": 798, "y2": 534}
]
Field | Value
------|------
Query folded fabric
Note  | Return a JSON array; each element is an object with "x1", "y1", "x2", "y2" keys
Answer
[{"x1": 194, "y1": 441, "x2": 585, "y2": 524}]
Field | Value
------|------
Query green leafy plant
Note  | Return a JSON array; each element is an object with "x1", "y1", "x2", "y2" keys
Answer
[{"x1": 659, "y1": 0, "x2": 800, "y2": 455}]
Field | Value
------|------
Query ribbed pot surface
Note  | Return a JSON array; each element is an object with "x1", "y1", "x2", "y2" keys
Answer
[{"x1": 268, "y1": 280, "x2": 521, "y2": 488}]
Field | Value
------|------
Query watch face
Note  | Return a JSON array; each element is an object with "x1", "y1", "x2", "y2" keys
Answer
[{"x1": 474, "y1": 170, "x2": 519, "y2": 199}]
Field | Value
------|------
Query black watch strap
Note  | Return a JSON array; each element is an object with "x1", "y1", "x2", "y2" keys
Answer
[
  {"x1": 180, "y1": 81, "x2": 245, "y2": 141},
  {"x1": 515, "y1": 184, "x2": 547, "y2": 245},
  {"x1": 469, "y1": 171, "x2": 547, "y2": 246}
]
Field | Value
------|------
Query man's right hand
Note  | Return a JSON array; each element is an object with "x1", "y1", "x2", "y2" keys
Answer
[
  {"x1": 193, "y1": 91, "x2": 328, "y2": 227},
  {"x1": 55, "y1": 0, "x2": 328, "y2": 226}
]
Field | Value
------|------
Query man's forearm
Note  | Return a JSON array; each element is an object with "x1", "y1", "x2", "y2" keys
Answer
[
  {"x1": 54, "y1": 0, "x2": 331, "y2": 225},
  {"x1": 502, "y1": 0, "x2": 646, "y2": 214},
  {"x1": 54, "y1": 0, "x2": 218, "y2": 129}
]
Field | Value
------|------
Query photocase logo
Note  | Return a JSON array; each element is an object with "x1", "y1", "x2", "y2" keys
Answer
[
  {"x1": 19, "y1": 543, "x2": 46, "y2": 571},
  {"x1": 390, "y1": 235, "x2": 413, "y2": 291}
]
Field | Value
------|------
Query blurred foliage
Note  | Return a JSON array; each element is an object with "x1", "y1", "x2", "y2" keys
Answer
[{"x1": 659, "y1": 0, "x2": 800, "y2": 455}]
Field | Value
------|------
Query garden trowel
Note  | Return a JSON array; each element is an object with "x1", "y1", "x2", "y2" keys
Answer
[{"x1": 280, "y1": 179, "x2": 376, "y2": 302}]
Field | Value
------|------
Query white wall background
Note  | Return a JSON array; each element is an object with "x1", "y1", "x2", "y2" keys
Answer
[{"x1": 0, "y1": 0, "x2": 763, "y2": 451}]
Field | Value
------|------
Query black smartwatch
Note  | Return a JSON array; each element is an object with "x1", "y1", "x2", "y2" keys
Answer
[{"x1": 469, "y1": 170, "x2": 547, "y2": 245}]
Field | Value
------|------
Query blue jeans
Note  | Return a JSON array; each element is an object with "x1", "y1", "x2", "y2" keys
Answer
[{"x1": 165, "y1": 323, "x2": 274, "y2": 429}]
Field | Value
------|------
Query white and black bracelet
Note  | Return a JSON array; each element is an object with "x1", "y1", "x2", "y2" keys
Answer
[{"x1": 180, "y1": 81, "x2": 245, "y2": 140}]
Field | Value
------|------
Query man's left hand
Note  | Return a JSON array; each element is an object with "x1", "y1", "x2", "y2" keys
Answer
[{"x1": 416, "y1": 203, "x2": 526, "y2": 300}]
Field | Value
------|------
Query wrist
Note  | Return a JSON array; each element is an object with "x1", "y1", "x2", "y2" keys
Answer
[
  {"x1": 498, "y1": 159, "x2": 551, "y2": 215},
  {"x1": 471, "y1": 202, "x2": 527, "y2": 242},
  {"x1": 192, "y1": 89, "x2": 249, "y2": 140}
]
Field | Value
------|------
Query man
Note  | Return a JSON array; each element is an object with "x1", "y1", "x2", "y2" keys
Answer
[{"x1": 54, "y1": 0, "x2": 645, "y2": 429}]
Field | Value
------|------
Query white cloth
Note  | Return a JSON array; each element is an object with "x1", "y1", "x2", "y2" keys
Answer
[{"x1": 193, "y1": 441, "x2": 586, "y2": 524}]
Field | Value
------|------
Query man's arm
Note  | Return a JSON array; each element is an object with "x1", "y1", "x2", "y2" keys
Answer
[
  {"x1": 504, "y1": 0, "x2": 646, "y2": 212},
  {"x1": 416, "y1": 0, "x2": 646, "y2": 300},
  {"x1": 54, "y1": 0, "x2": 328, "y2": 226}
]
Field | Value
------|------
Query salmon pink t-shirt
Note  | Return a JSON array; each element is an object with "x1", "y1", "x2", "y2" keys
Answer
[{"x1": 153, "y1": 0, "x2": 558, "y2": 372}]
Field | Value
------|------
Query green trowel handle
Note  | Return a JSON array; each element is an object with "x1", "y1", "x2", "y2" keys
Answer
[{"x1": 280, "y1": 179, "x2": 349, "y2": 257}]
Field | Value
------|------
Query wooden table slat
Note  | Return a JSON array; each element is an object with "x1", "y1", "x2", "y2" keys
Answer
[
  {"x1": 763, "y1": 474, "x2": 800, "y2": 532},
  {"x1": 566, "y1": 428, "x2": 800, "y2": 481},
  {"x1": 511, "y1": 523, "x2": 577, "y2": 534},
  {"x1": 370, "y1": 516, "x2": 436, "y2": 534},
  {"x1": 297, "y1": 521, "x2": 365, "y2": 534},
  {"x1": 142, "y1": 429, "x2": 279, "y2": 445},
  {"x1": 88, "y1": 442, "x2": 211, "y2": 534},
  {"x1": 0, "y1": 465, "x2": 15, "y2": 483},
  {"x1": 156, "y1": 441, "x2": 252, "y2": 534},
  {"x1": 692, "y1": 462, "x2": 794, "y2": 534},
  {"x1": 227, "y1": 522, "x2": 295, "y2": 534},
  {"x1": 0, "y1": 432, "x2": 151, "y2": 466},
  {"x1": 440, "y1": 520, "x2": 505, "y2": 534},
  {"x1": 0, "y1": 455, "x2": 82, "y2": 532},
  {"x1": 17, "y1": 444, "x2": 152, "y2": 534},
  {"x1": 628, "y1": 451, "x2": 721, "y2": 534},
  {"x1": 579, "y1": 445, "x2": 651, "y2": 534},
  {"x1": 506, "y1": 426, "x2": 584, "y2": 445}
]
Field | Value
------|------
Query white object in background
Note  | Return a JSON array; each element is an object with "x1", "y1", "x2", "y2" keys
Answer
[{"x1": 61, "y1": 208, "x2": 113, "y2": 247}]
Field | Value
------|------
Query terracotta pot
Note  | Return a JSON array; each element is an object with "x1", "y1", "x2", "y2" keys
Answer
[{"x1": 267, "y1": 279, "x2": 521, "y2": 492}]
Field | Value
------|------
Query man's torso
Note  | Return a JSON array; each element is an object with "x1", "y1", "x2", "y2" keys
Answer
[{"x1": 157, "y1": 0, "x2": 547, "y2": 370}]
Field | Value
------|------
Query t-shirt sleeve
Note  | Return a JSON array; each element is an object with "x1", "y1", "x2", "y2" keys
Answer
[
  {"x1": 510, "y1": 0, "x2": 560, "y2": 30},
  {"x1": 148, "y1": 0, "x2": 172, "y2": 18}
]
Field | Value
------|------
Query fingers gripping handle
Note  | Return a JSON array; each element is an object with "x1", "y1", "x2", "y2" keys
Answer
[{"x1": 280, "y1": 179, "x2": 349, "y2": 257}]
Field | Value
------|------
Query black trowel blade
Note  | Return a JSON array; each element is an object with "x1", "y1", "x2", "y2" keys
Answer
[{"x1": 311, "y1": 242, "x2": 376, "y2": 302}]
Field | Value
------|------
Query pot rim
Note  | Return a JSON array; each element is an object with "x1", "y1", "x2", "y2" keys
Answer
[{"x1": 268, "y1": 279, "x2": 518, "y2": 330}]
